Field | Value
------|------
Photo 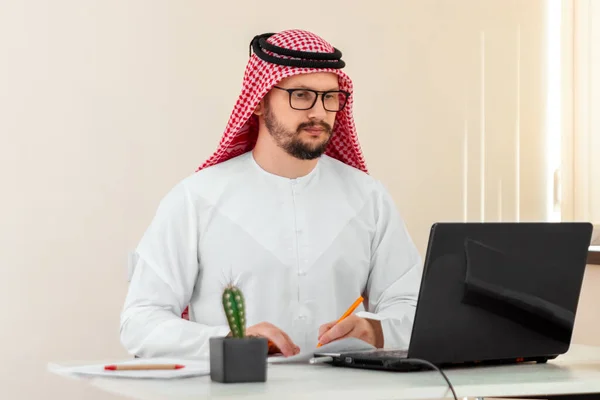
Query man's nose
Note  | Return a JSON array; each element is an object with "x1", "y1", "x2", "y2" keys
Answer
[{"x1": 308, "y1": 97, "x2": 328, "y2": 119}]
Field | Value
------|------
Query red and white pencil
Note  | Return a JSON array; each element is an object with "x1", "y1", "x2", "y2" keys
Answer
[{"x1": 104, "y1": 364, "x2": 185, "y2": 371}]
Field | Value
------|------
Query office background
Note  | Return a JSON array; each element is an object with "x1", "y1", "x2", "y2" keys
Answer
[{"x1": 0, "y1": 1, "x2": 598, "y2": 399}]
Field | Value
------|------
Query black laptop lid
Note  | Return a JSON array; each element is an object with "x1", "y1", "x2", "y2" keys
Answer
[{"x1": 408, "y1": 222, "x2": 593, "y2": 366}]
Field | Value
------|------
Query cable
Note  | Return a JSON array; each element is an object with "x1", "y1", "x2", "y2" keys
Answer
[{"x1": 402, "y1": 358, "x2": 458, "y2": 400}]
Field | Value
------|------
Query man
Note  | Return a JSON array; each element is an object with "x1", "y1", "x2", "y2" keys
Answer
[{"x1": 120, "y1": 29, "x2": 422, "y2": 359}]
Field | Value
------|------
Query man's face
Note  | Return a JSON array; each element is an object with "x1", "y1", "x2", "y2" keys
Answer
[{"x1": 261, "y1": 72, "x2": 340, "y2": 160}]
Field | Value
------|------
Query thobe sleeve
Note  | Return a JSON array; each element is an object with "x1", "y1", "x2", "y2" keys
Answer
[
  {"x1": 355, "y1": 182, "x2": 423, "y2": 350},
  {"x1": 119, "y1": 181, "x2": 230, "y2": 358}
]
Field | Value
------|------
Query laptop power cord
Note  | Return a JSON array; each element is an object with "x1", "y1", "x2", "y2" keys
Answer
[{"x1": 401, "y1": 358, "x2": 458, "y2": 400}]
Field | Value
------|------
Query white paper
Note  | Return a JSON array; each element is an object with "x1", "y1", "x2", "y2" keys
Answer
[
  {"x1": 267, "y1": 337, "x2": 375, "y2": 364},
  {"x1": 47, "y1": 357, "x2": 210, "y2": 379}
]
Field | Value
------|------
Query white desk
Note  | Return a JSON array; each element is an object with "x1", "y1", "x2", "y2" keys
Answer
[{"x1": 52, "y1": 344, "x2": 600, "y2": 400}]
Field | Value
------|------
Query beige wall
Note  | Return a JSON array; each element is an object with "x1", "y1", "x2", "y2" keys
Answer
[{"x1": 0, "y1": 1, "x2": 582, "y2": 399}]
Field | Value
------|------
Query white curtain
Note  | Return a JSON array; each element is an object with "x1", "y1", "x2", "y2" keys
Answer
[{"x1": 561, "y1": 0, "x2": 600, "y2": 244}]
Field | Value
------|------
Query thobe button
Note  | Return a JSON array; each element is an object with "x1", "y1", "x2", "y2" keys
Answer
[{"x1": 298, "y1": 270, "x2": 306, "y2": 276}]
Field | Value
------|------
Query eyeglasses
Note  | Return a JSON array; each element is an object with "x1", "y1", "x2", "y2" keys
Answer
[{"x1": 272, "y1": 86, "x2": 350, "y2": 112}]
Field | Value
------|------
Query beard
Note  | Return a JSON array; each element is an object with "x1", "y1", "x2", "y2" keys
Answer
[{"x1": 264, "y1": 105, "x2": 333, "y2": 160}]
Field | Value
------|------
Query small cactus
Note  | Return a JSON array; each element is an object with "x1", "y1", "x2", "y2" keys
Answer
[{"x1": 222, "y1": 284, "x2": 246, "y2": 338}]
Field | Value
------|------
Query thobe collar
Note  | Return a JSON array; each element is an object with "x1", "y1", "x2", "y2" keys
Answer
[{"x1": 247, "y1": 151, "x2": 322, "y2": 193}]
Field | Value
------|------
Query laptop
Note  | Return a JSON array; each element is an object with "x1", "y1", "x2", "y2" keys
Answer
[{"x1": 312, "y1": 222, "x2": 594, "y2": 371}]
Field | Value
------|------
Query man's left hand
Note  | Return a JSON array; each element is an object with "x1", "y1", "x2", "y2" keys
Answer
[{"x1": 317, "y1": 315, "x2": 384, "y2": 348}]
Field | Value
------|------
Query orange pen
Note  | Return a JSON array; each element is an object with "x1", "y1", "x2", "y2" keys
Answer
[{"x1": 317, "y1": 295, "x2": 364, "y2": 347}]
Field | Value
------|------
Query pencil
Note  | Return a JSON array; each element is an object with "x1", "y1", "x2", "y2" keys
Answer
[
  {"x1": 104, "y1": 364, "x2": 185, "y2": 371},
  {"x1": 317, "y1": 295, "x2": 364, "y2": 347}
]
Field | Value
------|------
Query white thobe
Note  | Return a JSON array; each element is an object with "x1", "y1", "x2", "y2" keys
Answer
[{"x1": 120, "y1": 151, "x2": 422, "y2": 358}]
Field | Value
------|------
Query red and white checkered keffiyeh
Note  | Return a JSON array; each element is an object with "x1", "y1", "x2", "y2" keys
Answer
[
  {"x1": 180, "y1": 30, "x2": 368, "y2": 322},
  {"x1": 196, "y1": 29, "x2": 368, "y2": 174}
]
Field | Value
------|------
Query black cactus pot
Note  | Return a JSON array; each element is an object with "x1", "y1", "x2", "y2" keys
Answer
[{"x1": 209, "y1": 336, "x2": 269, "y2": 383}]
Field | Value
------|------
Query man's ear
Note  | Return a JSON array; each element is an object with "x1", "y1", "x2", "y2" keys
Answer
[{"x1": 254, "y1": 99, "x2": 265, "y2": 116}]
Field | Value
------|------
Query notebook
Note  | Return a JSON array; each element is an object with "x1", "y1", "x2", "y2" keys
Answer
[
  {"x1": 267, "y1": 337, "x2": 375, "y2": 364},
  {"x1": 47, "y1": 357, "x2": 210, "y2": 379}
]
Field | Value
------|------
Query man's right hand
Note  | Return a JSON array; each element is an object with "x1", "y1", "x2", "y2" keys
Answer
[{"x1": 245, "y1": 322, "x2": 300, "y2": 357}]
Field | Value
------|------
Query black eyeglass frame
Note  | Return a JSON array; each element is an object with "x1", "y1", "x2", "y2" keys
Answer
[{"x1": 272, "y1": 86, "x2": 351, "y2": 112}]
